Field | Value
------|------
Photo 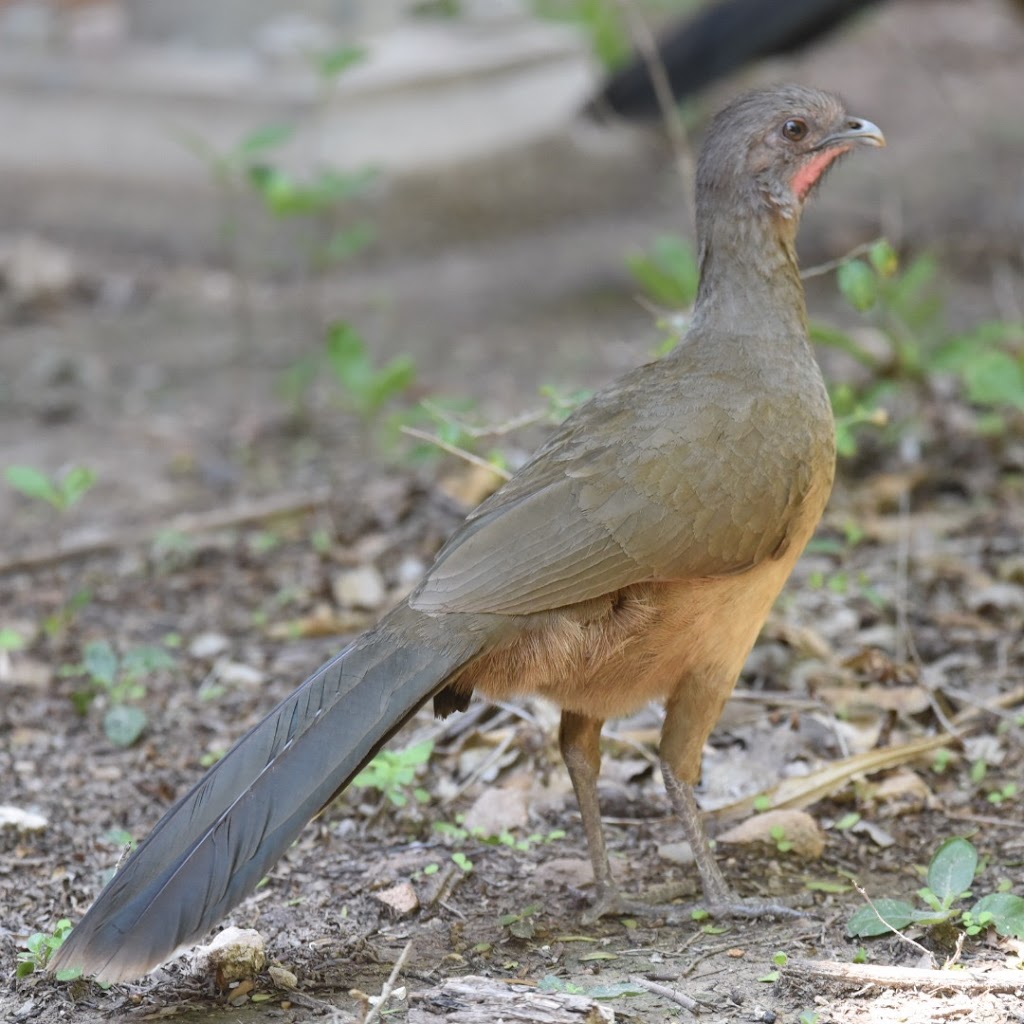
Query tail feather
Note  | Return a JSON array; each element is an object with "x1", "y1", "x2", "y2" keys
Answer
[
  {"x1": 50, "y1": 604, "x2": 483, "y2": 983},
  {"x1": 589, "y1": 0, "x2": 883, "y2": 120}
]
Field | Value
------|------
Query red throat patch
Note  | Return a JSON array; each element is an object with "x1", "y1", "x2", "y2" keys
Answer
[{"x1": 791, "y1": 145, "x2": 851, "y2": 201}]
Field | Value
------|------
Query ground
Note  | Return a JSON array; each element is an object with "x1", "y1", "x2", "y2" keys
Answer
[
  {"x1": 2, "y1": 250, "x2": 1022, "y2": 1023},
  {"x1": 2, "y1": 2, "x2": 1024, "y2": 1019}
]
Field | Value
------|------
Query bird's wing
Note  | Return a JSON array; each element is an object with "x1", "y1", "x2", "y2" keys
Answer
[{"x1": 412, "y1": 364, "x2": 818, "y2": 616}]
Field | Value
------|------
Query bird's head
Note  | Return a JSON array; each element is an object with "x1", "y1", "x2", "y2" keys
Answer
[{"x1": 696, "y1": 84, "x2": 885, "y2": 230}]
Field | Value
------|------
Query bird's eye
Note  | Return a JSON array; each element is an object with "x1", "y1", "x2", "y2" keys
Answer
[{"x1": 782, "y1": 119, "x2": 808, "y2": 142}]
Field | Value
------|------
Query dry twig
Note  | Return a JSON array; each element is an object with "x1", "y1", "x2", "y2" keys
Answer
[
  {"x1": 787, "y1": 958, "x2": 1024, "y2": 994},
  {"x1": 628, "y1": 974, "x2": 700, "y2": 1014}
]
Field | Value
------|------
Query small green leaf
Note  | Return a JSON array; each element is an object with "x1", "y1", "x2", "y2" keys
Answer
[
  {"x1": 972, "y1": 893, "x2": 1024, "y2": 939},
  {"x1": 0, "y1": 627, "x2": 26, "y2": 651},
  {"x1": 5, "y1": 465, "x2": 62, "y2": 507},
  {"x1": 61, "y1": 466, "x2": 97, "y2": 507},
  {"x1": 961, "y1": 351, "x2": 1024, "y2": 410},
  {"x1": 236, "y1": 123, "x2": 294, "y2": 158},
  {"x1": 626, "y1": 235, "x2": 699, "y2": 309},
  {"x1": 868, "y1": 239, "x2": 899, "y2": 278},
  {"x1": 315, "y1": 45, "x2": 368, "y2": 79},
  {"x1": 837, "y1": 259, "x2": 878, "y2": 312},
  {"x1": 363, "y1": 357, "x2": 416, "y2": 415},
  {"x1": 846, "y1": 899, "x2": 917, "y2": 938},
  {"x1": 104, "y1": 705, "x2": 148, "y2": 748},
  {"x1": 927, "y1": 837, "x2": 977, "y2": 903},
  {"x1": 83, "y1": 640, "x2": 118, "y2": 688},
  {"x1": 324, "y1": 222, "x2": 376, "y2": 262}
]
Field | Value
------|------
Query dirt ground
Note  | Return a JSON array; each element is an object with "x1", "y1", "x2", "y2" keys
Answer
[{"x1": 3, "y1": 3, "x2": 1024, "y2": 1022}]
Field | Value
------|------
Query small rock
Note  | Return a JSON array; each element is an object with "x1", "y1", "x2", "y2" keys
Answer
[
  {"x1": 0, "y1": 235, "x2": 79, "y2": 307},
  {"x1": 0, "y1": 806, "x2": 48, "y2": 832},
  {"x1": 718, "y1": 809, "x2": 825, "y2": 859},
  {"x1": 194, "y1": 927, "x2": 266, "y2": 983},
  {"x1": 189, "y1": 632, "x2": 231, "y2": 660},
  {"x1": 657, "y1": 841, "x2": 694, "y2": 866},
  {"x1": 333, "y1": 565, "x2": 386, "y2": 611},
  {"x1": 214, "y1": 659, "x2": 265, "y2": 687},
  {"x1": 268, "y1": 965, "x2": 298, "y2": 990}
]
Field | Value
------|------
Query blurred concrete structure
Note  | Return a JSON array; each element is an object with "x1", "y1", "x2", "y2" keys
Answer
[
  {"x1": 0, "y1": 0, "x2": 1020, "y2": 271},
  {"x1": 0, "y1": 0, "x2": 615, "y2": 263}
]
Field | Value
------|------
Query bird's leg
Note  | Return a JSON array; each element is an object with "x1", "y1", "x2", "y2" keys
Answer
[
  {"x1": 658, "y1": 684, "x2": 803, "y2": 920},
  {"x1": 558, "y1": 710, "x2": 620, "y2": 922},
  {"x1": 659, "y1": 759, "x2": 802, "y2": 920}
]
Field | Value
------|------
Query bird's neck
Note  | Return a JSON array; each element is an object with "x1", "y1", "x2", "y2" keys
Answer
[{"x1": 690, "y1": 212, "x2": 808, "y2": 343}]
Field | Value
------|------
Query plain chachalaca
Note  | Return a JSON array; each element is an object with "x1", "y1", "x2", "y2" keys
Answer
[{"x1": 50, "y1": 85, "x2": 884, "y2": 983}]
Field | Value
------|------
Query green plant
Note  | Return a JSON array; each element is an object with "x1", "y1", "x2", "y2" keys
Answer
[
  {"x1": 758, "y1": 950, "x2": 789, "y2": 983},
  {"x1": 178, "y1": 46, "x2": 377, "y2": 358},
  {"x1": 531, "y1": 0, "x2": 632, "y2": 69},
  {"x1": 61, "y1": 640, "x2": 175, "y2": 748},
  {"x1": 324, "y1": 321, "x2": 416, "y2": 421},
  {"x1": 819, "y1": 240, "x2": 1024, "y2": 444},
  {"x1": 499, "y1": 902, "x2": 543, "y2": 939},
  {"x1": 0, "y1": 627, "x2": 26, "y2": 651},
  {"x1": 351, "y1": 739, "x2": 433, "y2": 807},
  {"x1": 847, "y1": 837, "x2": 1024, "y2": 940},
  {"x1": 42, "y1": 588, "x2": 92, "y2": 640},
  {"x1": 626, "y1": 235, "x2": 700, "y2": 310},
  {"x1": 986, "y1": 781, "x2": 1017, "y2": 805},
  {"x1": 5, "y1": 464, "x2": 96, "y2": 512},
  {"x1": 799, "y1": 1012, "x2": 822, "y2": 1024},
  {"x1": 451, "y1": 850, "x2": 473, "y2": 873},
  {"x1": 770, "y1": 824, "x2": 794, "y2": 854},
  {"x1": 17, "y1": 919, "x2": 78, "y2": 980}
]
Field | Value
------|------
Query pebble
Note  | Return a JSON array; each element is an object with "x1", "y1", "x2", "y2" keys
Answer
[
  {"x1": 193, "y1": 926, "x2": 266, "y2": 982},
  {"x1": 332, "y1": 565, "x2": 386, "y2": 611},
  {"x1": 189, "y1": 632, "x2": 231, "y2": 660},
  {"x1": 0, "y1": 805, "x2": 48, "y2": 832},
  {"x1": 214, "y1": 659, "x2": 265, "y2": 688}
]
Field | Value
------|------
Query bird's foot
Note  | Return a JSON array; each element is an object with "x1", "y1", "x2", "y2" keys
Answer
[
  {"x1": 577, "y1": 887, "x2": 805, "y2": 926},
  {"x1": 576, "y1": 883, "x2": 626, "y2": 925},
  {"x1": 702, "y1": 895, "x2": 805, "y2": 920}
]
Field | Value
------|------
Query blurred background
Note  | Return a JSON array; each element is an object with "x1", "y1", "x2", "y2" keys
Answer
[{"x1": 0, "y1": 0, "x2": 1022, "y2": 546}]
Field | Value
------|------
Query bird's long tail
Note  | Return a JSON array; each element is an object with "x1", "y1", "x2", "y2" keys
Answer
[{"x1": 50, "y1": 603, "x2": 485, "y2": 983}]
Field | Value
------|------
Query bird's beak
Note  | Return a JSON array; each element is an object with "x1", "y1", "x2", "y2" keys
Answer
[{"x1": 824, "y1": 117, "x2": 886, "y2": 149}]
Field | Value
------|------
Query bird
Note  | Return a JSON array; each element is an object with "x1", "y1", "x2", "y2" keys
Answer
[
  {"x1": 589, "y1": 0, "x2": 884, "y2": 120},
  {"x1": 50, "y1": 84, "x2": 884, "y2": 983}
]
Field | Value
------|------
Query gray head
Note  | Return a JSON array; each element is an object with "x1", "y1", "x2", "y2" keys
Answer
[{"x1": 696, "y1": 84, "x2": 884, "y2": 232}]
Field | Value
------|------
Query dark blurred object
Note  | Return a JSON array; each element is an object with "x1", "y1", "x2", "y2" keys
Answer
[{"x1": 588, "y1": 0, "x2": 885, "y2": 120}]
